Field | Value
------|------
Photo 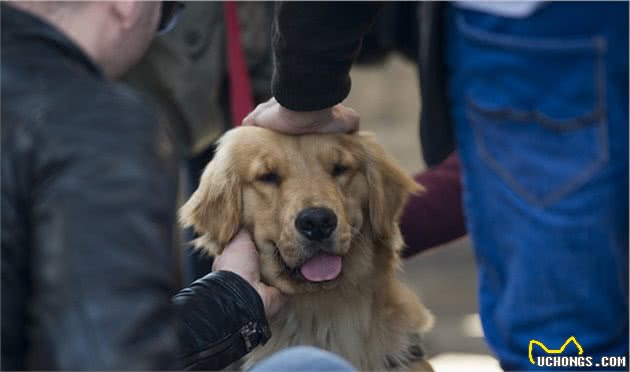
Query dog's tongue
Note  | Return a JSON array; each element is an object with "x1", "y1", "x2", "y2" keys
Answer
[{"x1": 300, "y1": 254, "x2": 342, "y2": 282}]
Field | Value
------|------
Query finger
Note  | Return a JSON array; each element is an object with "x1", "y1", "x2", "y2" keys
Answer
[
  {"x1": 318, "y1": 118, "x2": 359, "y2": 134},
  {"x1": 242, "y1": 107, "x2": 261, "y2": 127},
  {"x1": 258, "y1": 122, "x2": 311, "y2": 135},
  {"x1": 242, "y1": 99, "x2": 276, "y2": 126},
  {"x1": 335, "y1": 105, "x2": 360, "y2": 130},
  {"x1": 229, "y1": 228, "x2": 252, "y2": 246},
  {"x1": 242, "y1": 111, "x2": 256, "y2": 126},
  {"x1": 342, "y1": 106, "x2": 360, "y2": 132},
  {"x1": 219, "y1": 228, "x2": 254, "y2": 256},
  {"x1": 315, "y1": 111, "x2": 360, "y2": 134}
]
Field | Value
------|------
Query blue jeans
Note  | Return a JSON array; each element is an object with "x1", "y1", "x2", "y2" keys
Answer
[
  {"x1": 250, "y1": 346, "x2": 356, "y2": 372},
  {"x1": 447, "y1": 2, "x2": 628, "y2": 370}
]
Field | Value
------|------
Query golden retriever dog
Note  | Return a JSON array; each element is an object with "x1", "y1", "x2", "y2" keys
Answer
[{"x1": 180, "y1": 126, "x2": 434, "y2": 371}]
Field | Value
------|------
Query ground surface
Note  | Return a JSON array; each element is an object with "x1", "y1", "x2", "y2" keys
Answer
[{"x1": 344, "y1": 55, "x2": 501, "y2": 371}]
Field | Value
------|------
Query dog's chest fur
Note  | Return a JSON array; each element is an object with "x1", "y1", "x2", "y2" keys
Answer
[{"x1": 243, "y1": 279, "x2": 432, "y2": 371}]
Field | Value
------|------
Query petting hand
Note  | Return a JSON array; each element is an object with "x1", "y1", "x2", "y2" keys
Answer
[
  {"x1": 242, "y1": 97, "x2": 360, "y2": 134},
  {"x1": 213, "y1": 229, "x2": 285, "y2": 318}
]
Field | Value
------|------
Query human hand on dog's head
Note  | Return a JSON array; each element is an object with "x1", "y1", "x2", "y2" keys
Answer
[
  {"x1": 213, "y1": 228, "x2": 285, "y2": 318},
  {"x1": 242, "y1": 97, "x2": 359, "y2": 134}
]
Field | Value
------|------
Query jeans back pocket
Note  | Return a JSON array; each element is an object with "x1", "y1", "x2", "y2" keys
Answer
[{"x1": 457, "y1": 14, "x2": 609, "y2": 207}]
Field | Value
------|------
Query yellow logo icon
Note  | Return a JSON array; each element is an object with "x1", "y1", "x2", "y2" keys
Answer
[{"x1": 528, "y1": 336, "x2": 584, "y2": 365}]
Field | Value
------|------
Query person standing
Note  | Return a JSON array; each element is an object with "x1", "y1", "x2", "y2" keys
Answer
[{"x1": 244, "y1": 2, "x2": 629, "y2": 369}]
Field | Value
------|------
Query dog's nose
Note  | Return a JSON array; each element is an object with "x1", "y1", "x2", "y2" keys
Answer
[{"x1": 295, "y1": 208, "x2": 337, "y2": 241}]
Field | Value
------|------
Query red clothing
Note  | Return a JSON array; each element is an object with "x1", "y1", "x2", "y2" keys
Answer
[
  {"x1": 400, "y1": 152, "x2": 467, "y2": 258},
  {"x1": 225, "y1": 1, "x2": 254, "y2": 125}
]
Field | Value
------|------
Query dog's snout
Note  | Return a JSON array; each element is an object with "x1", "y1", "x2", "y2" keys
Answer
[{"x1": 295, "y1": 207, "x2": 337, "y2": 241}]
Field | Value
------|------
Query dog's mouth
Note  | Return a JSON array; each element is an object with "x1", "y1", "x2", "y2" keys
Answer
[
  {"x1": 271, "y1": 242, "x2": 343, "y2": 283},
  {"x1": 299, "y1": 253, "x2": 342, "y2": 281}
]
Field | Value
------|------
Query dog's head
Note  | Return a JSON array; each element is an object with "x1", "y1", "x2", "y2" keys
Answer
[{"x1": 180, "y1": 127, "x2": 422, "y2": 294}]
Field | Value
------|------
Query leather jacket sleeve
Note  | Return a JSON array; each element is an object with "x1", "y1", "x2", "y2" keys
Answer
[{"x1": 174, "y1": 271, "x2": 271, "y2": 370}]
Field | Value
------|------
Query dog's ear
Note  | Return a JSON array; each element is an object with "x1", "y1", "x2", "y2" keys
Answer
[
  {"x1": 179, "y1": 144, "x2": 241, "y2": 255},
  {"x1": 359, "y1": 133, "x2": 424, "y2": 240}
]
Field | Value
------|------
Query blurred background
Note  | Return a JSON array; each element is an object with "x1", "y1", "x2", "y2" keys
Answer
[{"x1": 344, "y1": 55, "x2": 501, "y2": 372}]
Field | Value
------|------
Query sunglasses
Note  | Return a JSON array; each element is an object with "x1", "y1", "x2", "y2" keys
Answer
[{"x1": 157, "y1": 1, "x2": 185, "y2": 35}]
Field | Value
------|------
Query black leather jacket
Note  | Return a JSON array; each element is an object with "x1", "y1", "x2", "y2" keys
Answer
[{"x1": 1, "y1": 5, "x2": 269, "y2": 370}]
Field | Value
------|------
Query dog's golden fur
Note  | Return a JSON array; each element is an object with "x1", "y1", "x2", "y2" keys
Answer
[{"x1": 180, "y1": 127, "x2": 433, "y2": 370}]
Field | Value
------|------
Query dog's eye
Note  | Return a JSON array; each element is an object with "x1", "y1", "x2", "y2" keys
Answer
[
  {"x1": 257, "y1": 172, "x2": 280, "y2": 184},
  {"x1": 332, "y1": 164, "x2": 349, "y2": 177}
]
